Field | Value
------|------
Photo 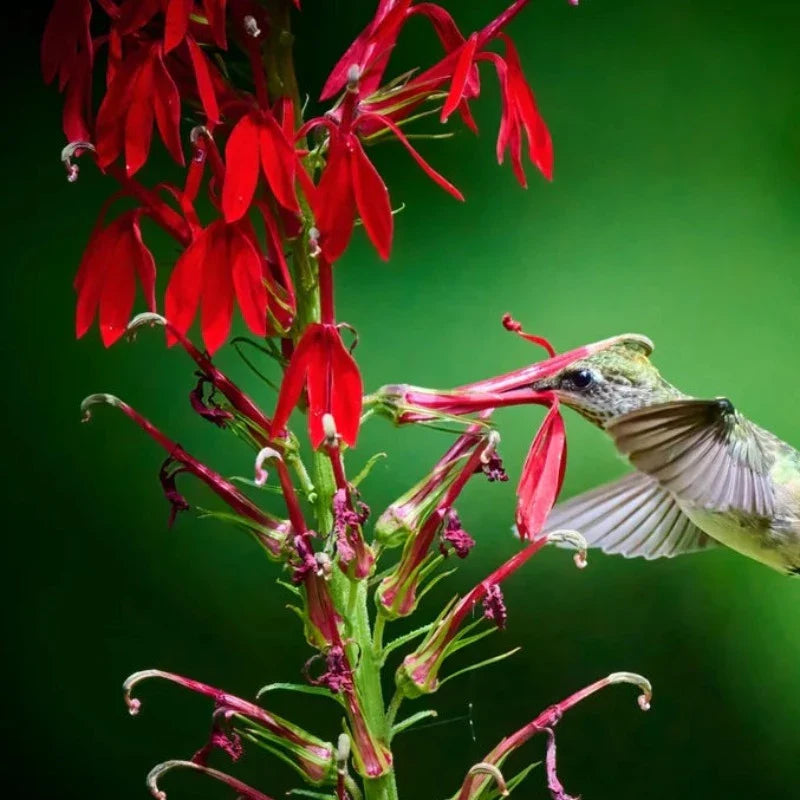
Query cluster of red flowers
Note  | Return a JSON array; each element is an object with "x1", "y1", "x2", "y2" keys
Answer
[{"x1": 46, "y1": 2, "x2": 654, "y2": 800}]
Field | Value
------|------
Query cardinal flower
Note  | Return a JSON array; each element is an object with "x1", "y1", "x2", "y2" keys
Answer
[
  {"x1": 74, "y1": 210, "x2": 155, "y2": 347},
  {"x1": 271, "y1": 323, "x2": 363, "y2": 448},
  {"x1": 95, "y1": 41, "x2": 184, "y2": 176},
  {"x1": 222, "y1": 110, "x2": 300, "y2": 222},
  {"x1": 115, "y1": 0, "x2": 227, "y2": 51},
  {"x1": 41, "y1": 0, "x2": 93, "y2": 140},
  {"x1": 165, "y1": 218, "x2": 276, "y2": 355}
]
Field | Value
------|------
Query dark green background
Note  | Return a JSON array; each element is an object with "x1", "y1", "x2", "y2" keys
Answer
[{"x1": 4, "y1": 1, "x2": 798, "y2": 798}]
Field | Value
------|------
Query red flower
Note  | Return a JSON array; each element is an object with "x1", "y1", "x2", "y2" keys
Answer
[
  {"x1": 516, "y1": 399, "x2": 566, "y2": 540},
  {"x1": 116, "y1": 0, "x2": 228, "y2": 50},
  {"x1": 95, "y1": 42, "x2": 184, "y2": 176},
  {"x1": 271, "y1": 323, "x2": 363, "y2": 448},
  {"x1": 222, "y1": 110, "x2": 300, "y2": 222},
  {"x1": 165, "y1": 218, "x2": 274, "y2": 354},
  {"x1": 75, "y1": 210, "x2": 156, "y2": 347},
  {"x1": 41, "y1": 0, "x2": 93, "y2": 140}
]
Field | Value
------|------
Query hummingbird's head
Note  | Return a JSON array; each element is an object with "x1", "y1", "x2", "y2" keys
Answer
[{"x1": 531, "y1": 334, "x2": 680, "y2": 426}]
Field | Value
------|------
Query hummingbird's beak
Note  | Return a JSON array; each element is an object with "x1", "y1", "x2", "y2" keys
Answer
[{"x1": 530, "y1": 376, "x2": 558, "y2": 393}]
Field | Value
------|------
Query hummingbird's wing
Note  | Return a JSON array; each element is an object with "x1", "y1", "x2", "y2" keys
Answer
[
  {"x1": 606, "y1": 398, "x2": 775, "y2": 517},
  {"x1": 543, "y1": 472, "x2": 718, "y2": 559}
]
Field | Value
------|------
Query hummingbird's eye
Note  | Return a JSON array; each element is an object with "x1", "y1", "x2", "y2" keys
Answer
[{"x1": 564, "y1": 369, "x2": 595, "y2": 390}]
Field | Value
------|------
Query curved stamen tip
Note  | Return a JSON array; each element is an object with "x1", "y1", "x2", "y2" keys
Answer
[
  {"x1": 322, "y1": 413, "x2": 339, "y2": 446},
  {"x1": 81, "y1": 393, "x2": 123, "y2": 422},
  {"x1": 127, "y1": 312, "x2": 167, "y2": 337},
  {"x1": 243, "y1": 14, "x2": 261, "y2": 37},
  {"x1": 308, "y1": 227, "x2": 321, "y2": 258},
  {"x1": 546, "y1": 529, "x2": 588, "y2": 570},
  {"x1": 190, "y1": 125, "x2": 213, "y2": 145},
  {"x1": 346, "y1": 64, "x2": 362, "y2": 90},
  {"x1": 467, "y1": 762, "x2": 509, "y2": 797},
  {"x1": 61, "y1": 141, "x2": 95, "y2": 182},
  {"x1": 122, "y1": 669, "x2": 163, "y2": 717},
  {"x1": 255, "y1": 447, "x2": 283, "y2": 487},
  {"x1": 480, "y1": 430, "x2": 501, "y2": 462},
  {"x1": 607, "y1": 671, "x2": 653, "y2": 711},
  {"x1": 336, "y1": 732, "x2": 351, "y2": 767}
]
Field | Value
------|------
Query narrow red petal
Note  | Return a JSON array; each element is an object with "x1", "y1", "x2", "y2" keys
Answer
[
  {"x1": 164, "y1": 0, "x2": 191, "y2": 52},
  {"x1": 165, "y1": 226, "x2": 210, "y2": 344},
  {"x1": 200, "y1": 223, "x2": 235, "y2": 354},
  {"x1": 259, "y1": 113, "x2": 299, "y2": 212},
  {"x1": 441, "y1": 34, "x2": 477, "y2": 123},
  {"x1": 186, "y1": 36, "x2": 220, "y2": 125},
  {"x1": 329, "y1": 331, "x2": 364, "y2": 447},
  {"x1": 99, "y1": 222, "x2": 138, "y2": 346},
  {"x1": 152, "y1": 47, "x2": 185, "y2": 166},
  {"x1": 313, "y1": 137, "x2": 356, "y2": 262},
  {"x1": 271, "y1": 324, "x2": 321, "y2": 438},
  {"x1": 516, "y1": 402, "x2": 567, "y2": 540},
  {"x1": 222, "y1": 113, "x2": 261, "y2": 223},
  {"x1": 130, "y1": 213, "x2": 157, "y2": 313},
  {"x1": 75, "y1": 224, "x2": 114, "y2": 339},
  {"x1": 202, "y1": 0, "x2": 228, "y2": 49},
  {"x1": 123, "y1": 56, "x2": 155, "y2": 176},
  {"x1": 229, "y1": 224, "x2": 268, "y2": 337},
  {"x1": 364, "y1": 114, "x2": 464, "y2": 201},
  {"x1": 350, "y1": 138, "x2": 393, "y2": 261}
]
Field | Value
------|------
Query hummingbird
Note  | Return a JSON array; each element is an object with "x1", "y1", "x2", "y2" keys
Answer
[{"x1": 535, "y1": 335, "x2": 800, "y2": 575}]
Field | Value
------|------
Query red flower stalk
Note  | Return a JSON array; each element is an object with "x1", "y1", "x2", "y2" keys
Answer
[
  {"x1": 454, "y1": 672, "x2": 652, "y2": 800},
  {"x1": 271, "y1": 322, "x2": 363, "y2": 449},
  {"x1": 124, "y1": 670, "x2": 335, "y2": 786},
  {"x1": 81, "y1": 393, "x2": 289, "y2": 557},
  {"x1": 148, "y1": 760, "x2": 276, "y2": 800},
  {"x1": 129, "y1": 313, "x2": 273, "y2": 446},
  {"x1": 75, "y1": 210, "x2": 156, "y2": 347},
  {"x1": 396, "y1": 526, "x2": 588, "y2": 697},
  {"x1": 378, "y1": 433, "x2": 496, "y2": 618}
]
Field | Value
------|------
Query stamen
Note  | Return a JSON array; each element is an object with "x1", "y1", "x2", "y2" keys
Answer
[
  {"x1": 466, "y1": 762, "x2": 509, "y2": 797},
  {"x1": 308, "y1": 227, "x2": 321, "y2": 258},
  {"x1": 80, "y1": 393, "x2": 122, "y2": 422},
  {"x1": 322, "y1": 413, "x2": 339, "y2": 447},
  {"x1": 346, "y1": 64, "x2": 362, "y2": 90},
  {"x1": 254, "y1": 447, "x2": 283, "y2": 487},
  {"x1": 607, "y1": 671, "x2": 653, "y2": 711},
  {"x1": 60, "y1": 141, "x2": 95, "y2": 182},
  {"x1": 243, "y1": 15, "x2": 261, "y2": 37},
  {"x1": 546, "y1": 529, "x2": 588, "y2": 569}
]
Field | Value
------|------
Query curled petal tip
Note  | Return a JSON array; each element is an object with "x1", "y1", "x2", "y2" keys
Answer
[
  {"x1": 547, "y1": 529, "x2": 588, "y2": 570},
  {"x1": 81, "y1": 393, "x2": 122, "y2": 422},
  {"x1": 607, "y1": 671, "x2": 653, "y2": 711},
  {"x1": 254, "y1": 447, "x2": 283, "y2": 487},
  {"x1": 467, "y1": 762, "x2": 509, "y2": 796}
]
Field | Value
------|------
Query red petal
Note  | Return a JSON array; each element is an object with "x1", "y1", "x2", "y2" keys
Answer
[
  {"x1": 441, "y1": 34, "x2": 477, "y2": 122},
  {"x1": 313, "y1": 136, "x2": 356, "y2": 262},
  {"x1": 202, "y1": 0, "x2": 228, "y2": 48},
  {"x1": 165, "y1": 225, "x2": 210, "y2": 344},
  {"x1": 271, "y1": 324, "x2": 321, "y2": 437},
  {"x1": 41, "y1": 0, "x2": 92, "y2": 86},
  {"x1": 329, "y1": 331, "x2": 363, "y2": 447},
  {"x1": 200, "y1": 223, "x2": 234, "y2": 354},
  {"x1": 222, "y1": 113, "x2": 261, "y2": 223},
  {"x1": 503, "y1": 36, "x2": 553, "y2": 181},
  {"x1": 516, "y1": 402, "x2": 567, "y2": 540},
  {"x1": 98, "y1": 222, "x2": 138, "y2": 346},
  {"x1": 152, "y1": 47, "x2": 185, "y2": 166},
  {"x1": 123, "y1": 56, "x2": 155, "y2": 176},
  {"x1": 130, "y1": 213, "x2": 157, "y2": 313},
  {"x1": 229, "y1": 223, "x2": 267, "y2": 337},
  {"x1": 75, "y1": 222, "x2": 114, "y2": 339},
  {"x1": 186, "y1": 36, "x2": 220, "y2": 124},
  {"x1": 164, "y1": 0, "x2": 191, "y2": 53},
  {"x1": 259, "y1": 114, "x2": 299, "y2": 212},
  {"x1": 350, "y1": 138, "x2": 392, "y2": 261},
  {"x1": 61, "y1": 48, "x2": 93, "y2": 141},
  {"x1": 116, "y1": 0, "x2": 160, "y2": 35},
  {"x1": 364, "y1": 114, "x2": 464, "y2": 201}
]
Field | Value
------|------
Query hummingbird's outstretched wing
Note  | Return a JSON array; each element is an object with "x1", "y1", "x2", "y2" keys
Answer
[
  {"x1": 543, "y1": 472, "x2": 718, "y2": 559},
  {"x1": 606, "y1": 398, "x2": 776, "y2": 517}
]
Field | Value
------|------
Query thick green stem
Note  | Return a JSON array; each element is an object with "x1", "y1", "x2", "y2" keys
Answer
[{"x1": 266, "y1": 8, "x2": 399, "y2": 797}]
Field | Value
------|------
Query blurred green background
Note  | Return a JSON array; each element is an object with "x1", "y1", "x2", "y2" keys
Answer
[{"x1": 3, "y1": 0, "x2": 799, "y2": 798}]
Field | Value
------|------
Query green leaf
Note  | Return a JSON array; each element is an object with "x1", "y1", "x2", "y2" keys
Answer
[
  {"x1": 350, "y1": 452, "x2": 388, "y2": 487},
  {"x1": 390, "y1": 709, "x2": 438, "y2": 739},
  {"x1": 256, "y1": 682, "x2": 344, "y2": 707},
  {"x1": 229, "y1": 476, "x2": 285, "y2": 494},
  {"x1": 441, "y1": 647, "x2": 521, "y2": 687},
  {"x1": 382, "y1": 622, "x2": 435, "y2": 658},
  {"x1": 286, "y1": 790, "x2": 337, "y2": 800}
]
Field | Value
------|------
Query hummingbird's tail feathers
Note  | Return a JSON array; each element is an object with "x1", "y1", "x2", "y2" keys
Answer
[
  {"x1": 543, "y1": 472, "x2": 718, "y2": 560},
  {"x1": 606, "y1": 399, "x2": 776, "y2": 518}
]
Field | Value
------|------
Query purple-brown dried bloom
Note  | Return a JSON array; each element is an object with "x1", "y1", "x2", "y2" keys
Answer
[
  {"x1": 480, "y1": 450, "x2": 509, "y2": 482},
  {"x1": 332, "y1": 486, "x2": 374, "y2": 578},
  {"x1": 193, "y1": 724, "x2": 244, "y2": 766},
  {"x1": 439, "y1": 509, "x2": 475, "y2": 559},
  {"x1": 482, "y1": 583, "x2": 507, "y2": 629},
  {"x1": 306, "y1": 645, "x2": 354, "y2": 694},
  {"x1": 190, "y1": 374, "x2": 235, "y2": 428}
]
